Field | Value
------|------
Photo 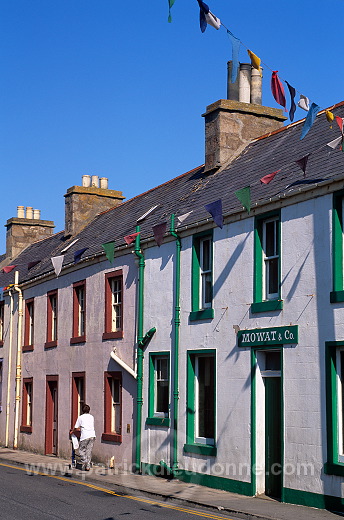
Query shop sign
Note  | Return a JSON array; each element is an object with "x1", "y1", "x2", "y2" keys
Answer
[{"x1": 237, "y1": 325, "x2": 298, "y2": 347}]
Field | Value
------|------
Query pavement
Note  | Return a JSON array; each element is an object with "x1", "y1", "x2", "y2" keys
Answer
[{"x1": 0, "y1": 447, "x2": 341, "y2": 520}]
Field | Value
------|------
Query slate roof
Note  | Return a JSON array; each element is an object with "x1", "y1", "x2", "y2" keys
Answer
[{"x1": 1, "y1": 101, "x2": 344, "y2": 288}]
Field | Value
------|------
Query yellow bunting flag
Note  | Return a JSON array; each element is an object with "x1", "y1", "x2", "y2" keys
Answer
[
  {"x1": 247, "y1": 49, "x2": 262, "y2": 76},
  {"x1": 326, "y1": 110, "x2": 334, "y2": 124}
]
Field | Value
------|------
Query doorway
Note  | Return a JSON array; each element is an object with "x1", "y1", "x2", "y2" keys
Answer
[
  {"x1": 254, "y1": 349, "x2": 282, "y2": 499},
  {"x1": 45, "y1": 376, "x2": 58, "y2": 455}
]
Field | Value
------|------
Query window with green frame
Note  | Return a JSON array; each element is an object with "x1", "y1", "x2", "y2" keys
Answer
[
  {"x1": 331, "y1": 191, "x2": 344, "y2": 303},
  {"x1": 146, "y1": 353, "x2": 170, "y2": 427},
  {"x1": 184, "y1": 350, "x2": 217, "y2": 456},
  {"x1": 190, "y1": 231, "x2": 214, "y2": 322},
  {"x1": 325, "y1": 341, "x2": 344, "y2": 476},
  {"x1": 251, "y1": 211, "x2": 283, "y2": 314}
]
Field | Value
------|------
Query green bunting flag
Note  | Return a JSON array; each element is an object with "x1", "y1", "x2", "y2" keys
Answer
[
  {"x1": 168, "y1": 0, "x2": 175, "y2": 22},
  {"x1": 235, "y1": 186, "x2": 251, "y2": 214},
  {"x1": 102, "y1": 241, "x2": 116, "y2": 263}
]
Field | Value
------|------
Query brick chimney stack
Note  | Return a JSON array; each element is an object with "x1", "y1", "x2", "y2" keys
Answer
[
  {"x1": 5, "y1": 206, "x2": 55, "y2": 260},
  {"x1": 64, "y1": 176, "x2": 125, "y2": 237},
  {"x1": 202, "y1": 62, "x2": 287, "y2": 173}
]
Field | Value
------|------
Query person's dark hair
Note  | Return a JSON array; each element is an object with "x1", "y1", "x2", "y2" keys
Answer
[{"x1": 82, "y1": 404, "x2": 90, "y2": 414}]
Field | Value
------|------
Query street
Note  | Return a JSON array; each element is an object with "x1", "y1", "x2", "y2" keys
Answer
[{"x1": 0, "y1": 462, "x2": 235, "y2": 520}]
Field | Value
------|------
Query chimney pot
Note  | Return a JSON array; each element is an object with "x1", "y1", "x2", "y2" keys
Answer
[
  {"x1": 91, "y1": 175, "x2": 99, "y2": 188},
  {"x1": 82, "y1": 175, "x2": 91, "y2": 187},
  {"x1": 250, "y1": 67, "x2": 263, "y2": 105},
  {"x1": 239, "y1": 63, "x2": 251, "y2": 103},
  {"x1": 17, "y1": 206, "x2": 25, "y2": 218},
  {"x1": 26, "y1": 207, "x2": 33, "y2": 219},
  {"x1": 99, "y1": 177, "x2": 108, "y2": 189},
  {"x1": 33, "y1": 209, "x2": 41, "y2": 220}
]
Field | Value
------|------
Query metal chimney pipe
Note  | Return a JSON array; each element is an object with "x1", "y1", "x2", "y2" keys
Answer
[
  {"x1": 26, "y1": 207, "x2": 33, "y2": 219},
  {"x1": 239, "y1": 63, "x2": 251, "y2": 103},
  {"x1": 17, "y1": 206, "x2": 25, "y2": 219},
  {"x1": 33, "y1": 209, "x2": 41, "y2": 220},
  {"x1": 227, "y1": 61, "x2": 239, "y2": 101},
  {"x1": 82, "y1": 175, "x2": 91, "y2": 187},
  {"x1": 250, "y1": 67, "x2": 263, "y2": 105},
  {"x1": 99, "y1": 177, "x2": 108, "y2": 189},
  {"x1": 91, "y1": 175, "x2": 99, "y2": 188}
]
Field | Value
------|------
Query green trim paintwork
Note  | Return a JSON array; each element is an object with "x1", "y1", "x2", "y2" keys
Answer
[
  {"x1": 330, "y1": 290, "x2": 344, "y2": 303},
  {"x1": 332, "y1": 191, "x2": 344, "y2": 294},
  {"x1": 183, "y1": 443, "x2": 217, "y2": 456},
  {"x1": 238, "y1": 326, "x2": 298, "y2": 347},
  {"x1": 186, "y1": 349, "x2": 216, "y2": 453},
  {"x1": 283, "y1": 487, "x2": 344, "y2": 512},
  {"x1": 170, "y1": 215, "x2": 181, "y2": 472},
  {"x1": 252, "y1": 210, "x2": 282, "y2": 311},
  {"x1": 146, "y1": 417, "x2": 170, "y2": 427},
  {"x1": 147, "y1": 351, "x2": 170, "y2": 428},
  {"x1": 134, "y1": 226, "x2": 145, "y2": 473},
  {"x1": 250, "y1": 349, "x2": 256, "y2": 496},
  {"x1": 190, "y1": 230, "x2": 214, "y2": 320}
]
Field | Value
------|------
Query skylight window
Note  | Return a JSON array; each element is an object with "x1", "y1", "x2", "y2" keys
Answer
[{"x1": 61, "y1": 238, "x2": 79, "y2": 253}]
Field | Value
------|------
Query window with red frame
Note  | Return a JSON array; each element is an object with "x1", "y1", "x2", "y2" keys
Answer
[
  {"x1": 20, "y1": 378, "x2": 33, "y2": 433},
  {"x1": 71, "y1": 280, "x2": 86, "y2": 344},
  {"x1": 0, "y1": 301, "x2": 4, "y2": 346},
  {"x1": 102, "y1": 371, "x2": 122, "y2": 443},
  {"x1": 45, "y1": 290, "x2": 58, "y2": 348},
  {"x1": 71, "y1": 372, "x2": 85, "y2": 428},
  {"x1": 103, "y1": 271, "x2": 123, "y2": 340},
  {"x1": 23, "y1": 298, "x2": 34, "y2": 351}
]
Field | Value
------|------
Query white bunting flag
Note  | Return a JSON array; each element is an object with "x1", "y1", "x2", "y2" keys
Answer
[{"x1": 51, "y1": 255, "x2": 64, "y2": 277}]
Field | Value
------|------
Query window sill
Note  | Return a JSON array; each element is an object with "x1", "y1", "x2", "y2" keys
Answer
[
  {"x1": 102, "y1": 331, "x2": 123, "y2": 340},
  {"x1": 70, "y1": 336, "x2": 86, "y2": 345},
  {"x1": 183, "y1": 443, "x2": 217, "y2": 456},
  {"x1": 146, "y1": 417, "x2": 170, "y2": 427},
  {"x1": 330, "y1": 291, "x2": 344, "y2": 303},
  {"x1": 20, "y1": 426, "x2": 32, "y2": 433},
  {"x1": 44, "y1": 340, "x2": 57, "y2": 349},
  {"x1": 250, "y1": 300, "x2": 283, "y2": 313},
  {"x1": 101, "y1": 432, "x2": 122, "y2": 443},
  {"x1": 324, "y1": 462, "x2": 344, "y2": 477},
  {"x1": 22, "y1": 345, "x2": 34, "y2": 352},
  {"x1": 189, "y1": 309, "x2": 214, "y2": 322}
]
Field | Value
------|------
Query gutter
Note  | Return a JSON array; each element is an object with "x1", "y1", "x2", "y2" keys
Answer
[
  {"x1": 110, "y1": 348, "x2": 137, "y2": 379},
  {"x1": 5, "y1": 288, "x2": 14, "y2": 447},
  {"x1": 13, "y1": 271, "x2": 23, "y2": 449}
]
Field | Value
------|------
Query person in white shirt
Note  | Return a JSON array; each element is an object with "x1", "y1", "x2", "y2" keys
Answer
[{"x1": 71, "y1": 404, "x2": 96, "y2": 471}]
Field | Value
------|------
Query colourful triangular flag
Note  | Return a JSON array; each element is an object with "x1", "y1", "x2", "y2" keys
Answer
[
  {"x1": 298, "y1": 95, "x2": 309, "y2": 111},
  {"x1": 227, "y1": 31, "x2": 240, "y2": 83},
  {"x1": 300, "y1": 103, "x2": 320, "y2": 140},
  {"x1": 326, "y1": 110, "x2": 334, "y2": 124},
  {"x1": 247, "y1": 50, "x2": 262, "y2": 77},
  {"x1": 168, "y1": 0, "x2": 175, "y2": 22},
  {"x1": 124, "y1": 232, "x2": 140, "y2": 245},
  {"x1": 271, "y1": 71, "x2": 286, "y2": 110},
  {"x1": 176, "y1": 212, "x2": 192, "y2": 225},
  {"x1": 28, "y1": 260, "x2": 41, "y2": 270},
  {"x1": 51, "y1": 255, "x2": 64, "y2": 277},
  {"x1": 295, "y1": 154, "x2": 310, "y2": 176},
  {"x1": 153, "y1": 222, "x2": 167, "y2": 246},
  {"x1": 260, "y1": 170, "x2": 280, "y2": 185},
  {"x1": 335, "y1": 116, "x2": 344, "y2": 134},
  {"x1": 196, "y1": 0, "x2": 220, "y2": 32},
  {"x1": 102, "y1": 241, "x2": 116, "y2": 263},
  {"x1": 327, "y1": 136, "x2": 343, "y2": 150},
  {"x1": 235, "y1": 186, "x2": 251, "y2": 214},
  {"x1": 2, "y1": 265, "x2": 16, "y2": 274},
  {"x1": 204, "y1": 199, "x2": 223, "y2": 229},
  {"x1": 74, "y1": 248, "x2": 88, "y2": 264},
  {"x1": 285, "y1": 82, "x2": 296, "y2": 122}
]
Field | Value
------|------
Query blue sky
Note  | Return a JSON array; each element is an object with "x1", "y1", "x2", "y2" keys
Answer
[{"x1": 1, "y1": 0, "x2": 344, "y2": 252}]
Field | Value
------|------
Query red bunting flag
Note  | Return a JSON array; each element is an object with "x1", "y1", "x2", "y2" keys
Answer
[
  {"x1": 152, "y1": 222, "x2": 167, "y2": 246},
  {"x1": 336, "y1": 116, "x2": 344, "y2": 134},
  {"x1": 271, "y1": 71, "x2": 286, "y2": 111},
  {"x1": 3, "y1": 265, "x2": 16, "y2": 273},
  {"x1": 124, "y1": 232, "x2": 140, "y2": 245},
  {"x1": 260, "y1": 170, "x2": 280, "y2": 185}
]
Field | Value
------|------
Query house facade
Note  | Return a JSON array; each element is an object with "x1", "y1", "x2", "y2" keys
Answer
[{"x1": 1, "y1": 63, "x2": 344, "y2": 512}]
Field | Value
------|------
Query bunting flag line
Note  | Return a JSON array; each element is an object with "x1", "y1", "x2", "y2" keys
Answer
[
  {"x1": 235, "y1": 186, "x2": 251, "y2": 214},
  {"x1": 298, "y1": 95, "x2": 310, "y2": 111},
  {"x1": 327, "y1": 136, "x2": 343, "y2": 150},
  {"x1": 168, "y1": 0, "x2": 175, "y2": 23},
  {"x1": 260, "y1": 170, "x2": 280, "y2": 185},
  {"x1": 74, "y1": 248, "x2": 88, "y2": 264},
  {"x1": 326, "y1": 110, "x2": 335, "y2": 124},
  {"x1": 196, "y1": 0, "x2": 220, "y2": 32},
  {"x1": 51, "y1": 255, "x2": 64, "y2": 277},
  {"x1": 2, "y1": 265, "x2": 16, "y2": 274},
  {"x1": 153, "y1": 222, "x2": 168, "y2": 246},
  {"x1": 204, "y1": 199, "x2": 223, "y2": 228},
  {"x1": 102, "y1": 241, "x2": 116, "y2": 263},
  {"x1": 286, "y1": 179, "x2": 325, "y2": 190},
  {"x1": 124, "y1": 232, "x2": 140, "y2": 245},
  {"x1": 227, "y1": 31, "x2": 240, "y2": 83},
  {"x1": 295, "y1": 154, "x2": 310, "y2": 176},
  {"x1": 286, "y1": 82, "x2": 296, "y2": 122},
  {"x1": 300, "y1": 103, "x2": 320, "y2": 140},
  {"x1": 271, "y1": 71, "x2": 286, "y2": 111},
  {"x1": 28, "y1": 260, "x2": 41, "y2": 270},
  {"x1": 247, "y1": 50, "x2": 262, "y2": 76},
  {"x1": 176, "y1": 212, "x2": 192, "y2": 225}
]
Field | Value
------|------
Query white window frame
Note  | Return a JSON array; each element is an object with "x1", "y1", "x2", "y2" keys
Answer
[
  {"x1": 110, "y1": 278, "x2": 122, "y2": 332},
  {"x1": 199, "y1": 236, "x2": 212, "y2": 309},
  {"x1": 195, "y1": 355, "x2": 215, "y2": 445},
  {"x1": 262, "y1": 217, "x2": 279, "y2": 300},
  {"x1": 76, "y1": 286, "x2": 85, "y2": 337},
  {"x1": 154, "y1": 356, "x2": 169, "y2": 418},
  {"x1": 336, "y1": 348, "x2": 344, "y2": 463},
  {"x1": 111, "y1": 378, "x2": 121, "y2": 435}
]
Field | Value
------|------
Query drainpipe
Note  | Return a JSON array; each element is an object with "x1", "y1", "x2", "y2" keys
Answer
[
  {"x1": 13, "y1": 271, "x2": 23, "y2": 449},
  {"x1": 134, "y1": 226, "x2": 145, "y2": 473},
  {"x1": 5, "y1": 289, "x2": 14, "y2": 447},
  {"x1": 110, "y1": 348, "x2": 137, "y2": 379},
  {"x1": 169, "y1": 214, "x2": 181, "y2": 474}
]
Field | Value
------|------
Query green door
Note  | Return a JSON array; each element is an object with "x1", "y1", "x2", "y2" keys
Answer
[{"x1": 264, "y1": 376, "x2": 282, "y2": 498}]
